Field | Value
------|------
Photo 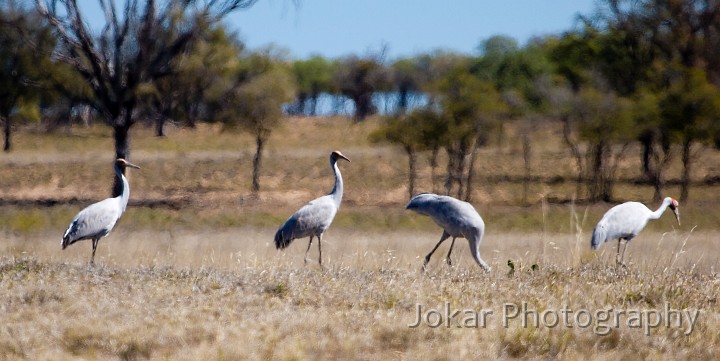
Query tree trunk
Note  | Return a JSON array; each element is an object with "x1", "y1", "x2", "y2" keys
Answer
[
  {"x1": 455, "y1": 151, "x2": 464, "y2": 200},
  {"x1": 522, "y1": 132, "x2": 531, "y2": 206},
  {"x1": 429, "y1": 147, "x2": 439, "y2": 194},
  {"x1": 112, "y1": 117, "x2": 132, "y2": 197},
  {"x1": 561, "y1": 116, "x2": 584, "y2": 200},
  {"x1": 444, "y1": 148, "x2": 456, "y2": 196},
  {"x1": 405, "y1": 146, "x2": 417, "y2": 199},
  {"x1": 397, "y1": 86, "x2": 409, "y2": 115},
  {"x1": 352, "y1": 92, "x2": 374, "y2": 122},
  {"x1": 155, "y1": 115, "x2": 166, "y2": 137},
  {"x1": 3, "y1": 116, "x2": 10, "y2": 152},
  {"x1": 252, "y1": 135, "x2": 265, "y2": 194},
  {"x1": 293, "y1": 92, "x2": 308, "y2": 116},
  {"x1": 588, "y1": 141, "x2": 605, "y2": 203},
  {"x1": 464, "y1": 140, "x2": 482, "y2": 202},
  {"x1": 639, "y1": 130, "x2": 653, "y2": 181},
  {"x1": 680, "y1": 139, "x2": 692, "y2": 202},
  {"x1": 310, "y1": 86, "x2": 320, "y2": 116},
  {"x1": 650, "y1": 140, "x2": 671, "y2": 203},
  {"x1": 80, "y1": 105, "x2": 91, "y2": 127}
]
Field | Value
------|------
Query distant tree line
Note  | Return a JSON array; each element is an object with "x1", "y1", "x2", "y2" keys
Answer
[{"x1": 1, "y1": 0, "x2": 719, "y2": 203}]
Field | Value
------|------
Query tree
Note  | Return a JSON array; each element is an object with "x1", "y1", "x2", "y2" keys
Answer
[
  {"x1": 0, "y1": 1, "x2": 55, "y2": 151},
  {"x1": 569, "y1": 85, "x2": 636, "y2": 202},
  {"x1": 139, "y1": 25, "x2": 243, "y2": 136},
  {"x1": 596, "y1": 0, "x2": 720, "y2": 202},
  {"x1": 289, "y1": 55, "x2": 333, "y2": 116},
  {"x1": 37, "y1": 0, "x2": 257, "y2": 195},
  {"x1": 371, "y1": 108, "x2": 445, "y2": 199},
  {"x1": 475, "y1": 35, "x2": 556, "y2": 204},
  {"x1": 432, "y1": 63, "x2": 507, "y2": 201},
  {"x1": 333, "y1": 55, "x2": 389, "y2": 121},
  {"x1": 212, "y1": 50, "x2": 295, "y2": 194},
  {"x1": 632, "y1": 87, "x2": 671, "y2": 202},
  {"x1": 389, "y1": 57, "x2": 426, "y2": 115},
  {"x1": 660, "y1": 67, "x2": 720, "y2": 201}
]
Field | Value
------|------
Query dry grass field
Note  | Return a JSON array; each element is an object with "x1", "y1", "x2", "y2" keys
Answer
[{"x1": 1, "y1": 117, "x2": 719, "y2": 360}]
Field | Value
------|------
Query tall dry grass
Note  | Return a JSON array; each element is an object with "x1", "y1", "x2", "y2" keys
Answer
[{"x1": 1, "y1": 224, "x2": 718, "y2": 360}]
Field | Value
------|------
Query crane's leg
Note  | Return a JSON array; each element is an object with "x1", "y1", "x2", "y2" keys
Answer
[
  {"x1": 446, "y1": 237, "x2": 457, "y2": 266},
  {"x1": 423, "y1": 231, "x2": 450, "y2": 272},
  {"x1": 616, "y1": 238, "x2": 628, "y2": 266},
  {"x1": 317, "y1": 233, "x2": 323, "y2": 268},
  {"x1": 469, "y1": 237, "x2": 491, "y2": 272},
  {"x1": 619, "y1": 239, "x2": 629, "y2": 266},
  {"x1": 304, "y1": 236, "x2": 314, "y2": 265},
  {"x1": 90, "y1": 237, "x2": 99, "y2": 266}
]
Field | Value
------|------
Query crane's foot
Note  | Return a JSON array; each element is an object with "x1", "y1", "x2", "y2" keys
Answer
[
  {"x1": 421, "y1": 256, "x2": 432, "y2": 272},
  {"x1": 446, "y1": 257, "x2": 453, "y2": 267}
]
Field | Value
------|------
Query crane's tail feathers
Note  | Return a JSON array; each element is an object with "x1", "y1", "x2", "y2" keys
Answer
[{"x1": 590, "y1": 227, "x2": 605, "y2": 250}]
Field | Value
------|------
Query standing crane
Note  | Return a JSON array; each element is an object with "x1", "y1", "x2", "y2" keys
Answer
[
  {"x1": 274, "y1": 151, "x2": 350, "y2": 266},
  {"x1": 406, "y1": 193, "x2": 491, "y2": 272},
  {"x1": 591, "y1": 197, "x2": 680, "y2": 265},
  {"x1": 62, "y1": 158, "x2": 141, "y2": 265}
]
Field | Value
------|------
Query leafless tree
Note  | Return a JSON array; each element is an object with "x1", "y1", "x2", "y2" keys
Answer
[{"x1": 36, "y1": 0, "x2": 257, "y2": 195}]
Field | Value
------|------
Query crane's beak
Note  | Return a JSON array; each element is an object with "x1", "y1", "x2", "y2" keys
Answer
[
  {"x1": 336, "y1": 152, "x2": 350, "y2": 162},
  {"x1": 125, "y1": 161, "x2": 141, "y2": 169},
  {"x1": 673, "y1": 208, "x2": 680, "y2": 226}
]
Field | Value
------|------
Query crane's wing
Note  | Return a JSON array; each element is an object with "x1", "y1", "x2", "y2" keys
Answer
[
  {"x1": 62, "y1": 198, "x2": 121, "y2": 249},
  {"x1": 406, "y1": 193, "x2": 483, "y2": 236},
  {"x1": 275, "y1": 196, "x2": 338, "y2": 249},
  {"x1": 591, "y1": 202, "x2": 650, "y2": 249}
]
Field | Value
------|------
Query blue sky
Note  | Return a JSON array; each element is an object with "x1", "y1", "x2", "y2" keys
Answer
[
  {"x1": 227, "y1": 0, "x2": 600, "y2": 59},
  {"x1": 77, "y1": 0, "x2": 600, "y2": 60}
]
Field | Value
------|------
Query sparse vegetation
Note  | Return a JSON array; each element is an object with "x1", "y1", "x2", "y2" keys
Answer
[{"x1": 0, "y1": 119, "x2": 719, "y2": 360}]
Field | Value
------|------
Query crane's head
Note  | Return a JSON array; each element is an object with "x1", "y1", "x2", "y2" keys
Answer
[
  {"x1": 330, "y1": 150, "x2": 350, "y2": 163},
  {"x1": 667, "y1": 197, "x2": 680, "y2": 226},
  {"x1": 115, "y1": 158, "x2": 141, "y2": 170}
]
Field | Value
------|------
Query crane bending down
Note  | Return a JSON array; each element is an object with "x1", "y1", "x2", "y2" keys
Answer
[
  {"x1": 591, "y1": 197, "x2": 680, "y2": 265},
  {"x1": 406, "y1": 193, "x2": 491, "y2": 272},
  {"x1": 62, "y1": 158, "x2": 140, "y2": 265},
  {"x1": 274, "y1": 151, "x2": 350, "y2": 266}
]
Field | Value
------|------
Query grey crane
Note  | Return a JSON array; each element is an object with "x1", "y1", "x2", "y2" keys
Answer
[
  {"x1": 591, "y1": 196, "x2": 680, "y2": 265},
  {"x1": 61, "y1": 158, "x2": 140, "y2": 265},
  {"x1": 274, "y1": 150, "x2": 350, "y2": 266},
  {"x1": 406, "y1": 193, "x2": 491, "y2": 272}
]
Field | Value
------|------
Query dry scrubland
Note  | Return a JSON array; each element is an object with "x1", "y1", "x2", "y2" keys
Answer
[{"x1": 1, "y1": 117, "x2": 720, "y2": 360}]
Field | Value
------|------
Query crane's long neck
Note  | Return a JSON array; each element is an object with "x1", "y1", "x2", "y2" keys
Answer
[
  {"x1": 114, "y1": 164, "x2": 131, "y2": 213},
  {"x1": 329, "y1": 158, "x2": 344, "y2": 209},
  {"x1": 649, "y1": 199, "x2": 671, "y2": 220}
]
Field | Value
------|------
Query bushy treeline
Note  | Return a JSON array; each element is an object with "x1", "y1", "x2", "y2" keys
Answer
[{"x1": 2, "y1": 1, "x2": 720, "y2": 202}]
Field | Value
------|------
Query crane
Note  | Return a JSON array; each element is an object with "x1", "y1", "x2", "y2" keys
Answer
[
  {"x1": 274, "y1": 150, "x2": 350, "y2": 266},
  {"x1": 591, "y1": 196, "x2": 680, "y2": 265},
  {"x1": 406, "y1": 193, "x2": 491, "y2": 272},
  {"x1": 61, "y1": 158, "x2": 141, "y2": 265}
]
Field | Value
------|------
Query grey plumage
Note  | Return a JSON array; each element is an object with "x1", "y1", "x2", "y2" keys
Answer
[
  {"x1": 591, "y1": 196, "x2": 680, "y2": 265},
  {"x1": 406, "y1": 193, "x2": 490, "y2": 272},
  {"x1": 274, "y1": 151, "x2": 350, "y2": 266},
  {"x1": 62, "y1": 158, "x2": 140, "y2": 265}
]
